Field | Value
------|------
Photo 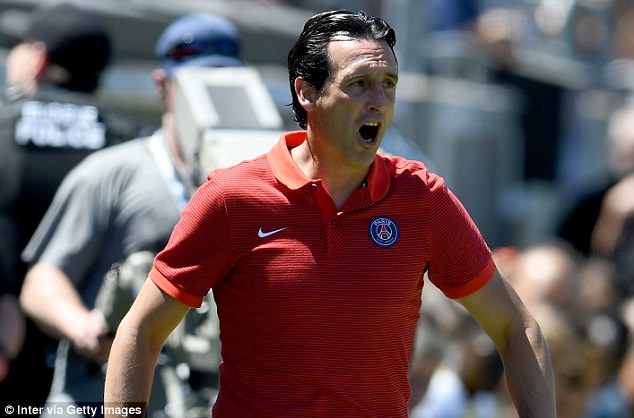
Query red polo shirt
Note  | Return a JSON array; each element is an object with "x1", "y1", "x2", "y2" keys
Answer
[{"x1": 151, "y1": 131, "x2": 495, "y2": 418}]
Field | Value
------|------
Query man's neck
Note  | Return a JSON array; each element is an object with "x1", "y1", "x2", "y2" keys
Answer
[{"x1": 290, "y1": 140, "x2": 369, "y2": 209}]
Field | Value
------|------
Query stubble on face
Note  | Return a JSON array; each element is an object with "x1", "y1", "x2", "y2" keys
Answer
[{"x1": 309, "y1": 36, "x2": 398, "y2": 170}]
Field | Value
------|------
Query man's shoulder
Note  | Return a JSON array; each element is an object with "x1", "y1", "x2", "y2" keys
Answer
[
  {"x1": 59, "y1": 138, "x2": 152, "y2": 190},
  {"x1": 201, "y1": 154, "x2": 274, "y2": 195},
  {"x1": 372, "y1": 154, "x2": 449, "y2": 206},
  {"x1": 209, "y1": 152, "x2": 269, "y2": 173},
  {"x1": 68, "y1": 138, "x2": 147, "y2": 171},
  {"x1": 380, "y1": 153, "x2": 439, "y2": 180},
  {"x1": 83, "y1": 137, "x2": 150, "y2": 162}
]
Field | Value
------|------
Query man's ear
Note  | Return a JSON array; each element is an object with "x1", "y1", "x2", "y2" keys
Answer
[
  {"x1": 32, "y1": 41, "x2": 49, "y2": 79},
  {"x1": 294, "y1": 77, "x2": 317, "y2": 111},
  {"x1": 152, "y1": 68, "x2": 170, "y2": 103}
]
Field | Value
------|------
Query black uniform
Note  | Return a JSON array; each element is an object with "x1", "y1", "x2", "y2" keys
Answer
[{"x1": 0, "y1": 84, "x2": 140, "y2": 405}]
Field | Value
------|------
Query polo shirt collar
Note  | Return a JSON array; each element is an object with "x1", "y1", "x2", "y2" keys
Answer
[{"x1": 267, "y1": 131, "x2": 390, "y2": 202}]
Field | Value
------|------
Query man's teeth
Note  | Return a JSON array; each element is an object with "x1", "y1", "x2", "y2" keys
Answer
[{"x1": 360, "y1": 122, "x2": 380, "y2": 142}]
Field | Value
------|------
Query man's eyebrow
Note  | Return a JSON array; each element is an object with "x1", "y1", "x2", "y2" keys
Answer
[
  {"x1": 386, "y1": 72, "x2": 399, "y2": 82},
  {"x1": 346, "y1": 71, "x2": 399, "y2": 82}
]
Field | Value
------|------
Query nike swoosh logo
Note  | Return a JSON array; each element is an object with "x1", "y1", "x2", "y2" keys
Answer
[{"x1": 258, "y1": 227, "x2": 288, "y2": 238}]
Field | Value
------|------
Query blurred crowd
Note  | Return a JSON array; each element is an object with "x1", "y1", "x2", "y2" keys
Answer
[
  {"x1": 409, "y1": 238, "x2": 634, "y2": 417},
  {"x1": 400, "y1": 1, "x2": 634, "y2": 417},
  {"x1": 1, "y1": 1, "x2": 634, "y2": 417}
]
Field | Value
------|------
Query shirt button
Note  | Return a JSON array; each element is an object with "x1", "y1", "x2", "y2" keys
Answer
[{"x1": 311, "y1": 183, "x2": 318, "y2": 191}]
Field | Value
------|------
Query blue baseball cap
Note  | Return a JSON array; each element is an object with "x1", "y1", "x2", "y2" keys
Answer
[{"x1": 155, "y1": 13, "x2": 243, "y2": 76}]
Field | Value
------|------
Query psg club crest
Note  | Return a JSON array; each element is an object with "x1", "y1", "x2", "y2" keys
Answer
[{"x1": 368, "y1": 217, "x2": 399, "y2": 248}]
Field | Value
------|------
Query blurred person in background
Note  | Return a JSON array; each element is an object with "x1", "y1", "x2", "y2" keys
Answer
[
  {"x1": 581, "y1": 308, "x2": 631, "y2": 418},
  {"x1": 409, "y1": 313, "x2": 506, "y2": 418},
  {"x1": 591, "y1": 170, "x2": 634, "y2": 297},
  {"x1": 506, "y1": 240, "x2": 580, "y2": 312},
  {"x1": 617, "y1": 299, "x2": 634, "y2": 415},
  {"x1": 105, "y1": 9, "x2": 555, "y2": 418},
  {"x1": 18, "y1": 12, "x2": 242, "y2": 418},
  {"x1": 559, "y1": 103, "x2": 634, "y2": 260},
  {"x1": 576, "y1": 257, "x2": 622, "y2": 318},
  {"x1": 575, "y1": 258, "x2": 631, "y2": 418},
  {"x1": 0, "y1": 3, "x2": 139, "y2": 406},
  {"x1": 408, "y1": 282, "x2": 460, "y2": 417},
  {"x1": 0, "y1": 288, "x2": 25, "y2": 383},
  {"x1": 531, "y1": 303, "x2": 595, "y2": 418},
  {"x1": 559, "y1": 101, "x2": 634, "y2": 416},
  {"x1": 581, "y1": 103, "x2": 634, "y2": 300},
  {"x1": 426, "y1": 0, "x2": 481, "y2": 33}
]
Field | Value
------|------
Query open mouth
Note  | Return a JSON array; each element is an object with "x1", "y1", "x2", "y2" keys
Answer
[{"x1": 359, "y1": 122, "x2": 380, "y2": 143}]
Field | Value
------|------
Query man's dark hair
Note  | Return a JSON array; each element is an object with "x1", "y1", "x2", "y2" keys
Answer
[{"x1": 287, "y1": 10, "x2": 397, "y2": 129}]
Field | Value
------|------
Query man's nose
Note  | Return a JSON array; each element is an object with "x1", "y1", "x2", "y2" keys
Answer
[{"x1": 368, "y1": 83, "x2": 392, "y2": 113}]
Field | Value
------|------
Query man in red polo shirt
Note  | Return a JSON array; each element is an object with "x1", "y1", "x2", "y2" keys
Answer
[{"x1": 105, "y1": 10, "x2": 556, "y2": 418}]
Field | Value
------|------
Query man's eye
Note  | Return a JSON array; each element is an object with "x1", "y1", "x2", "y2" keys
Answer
[{"x1": 384, "y1": 79, "x2": 397, "y2": 89}]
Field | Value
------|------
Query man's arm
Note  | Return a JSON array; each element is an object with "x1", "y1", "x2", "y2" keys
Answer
[
  {"x1": 20, "y1": 262, "x2": 111, "y2": 364},
  {"x1": 457, "y1": 270, "x2": 556, "y2": 418},
  {"x1": 0, "y1": 293, "x2": 26, "y2": 382},
  {"x1": 104, "y1": 277, "x2": 190, "y2": 416},
  {"x1": 592, "y1": 173, "x2": 634, "y2": 256}
]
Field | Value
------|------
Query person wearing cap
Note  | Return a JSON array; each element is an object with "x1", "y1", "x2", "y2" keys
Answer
[
  {"x1": 0, "y1": 3, "x2": 139, "y2": 406},
  {"x1": 18, "y1": 12, "x2": 243, "y2": 417}
]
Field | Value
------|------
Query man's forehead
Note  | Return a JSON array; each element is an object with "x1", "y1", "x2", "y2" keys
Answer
[
  {"x1": 326, "y1": 37, "x2": 397, "y2": 76},
  {"x1": 328, "y1": 37, "x2": 395, "y2": 61}
]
